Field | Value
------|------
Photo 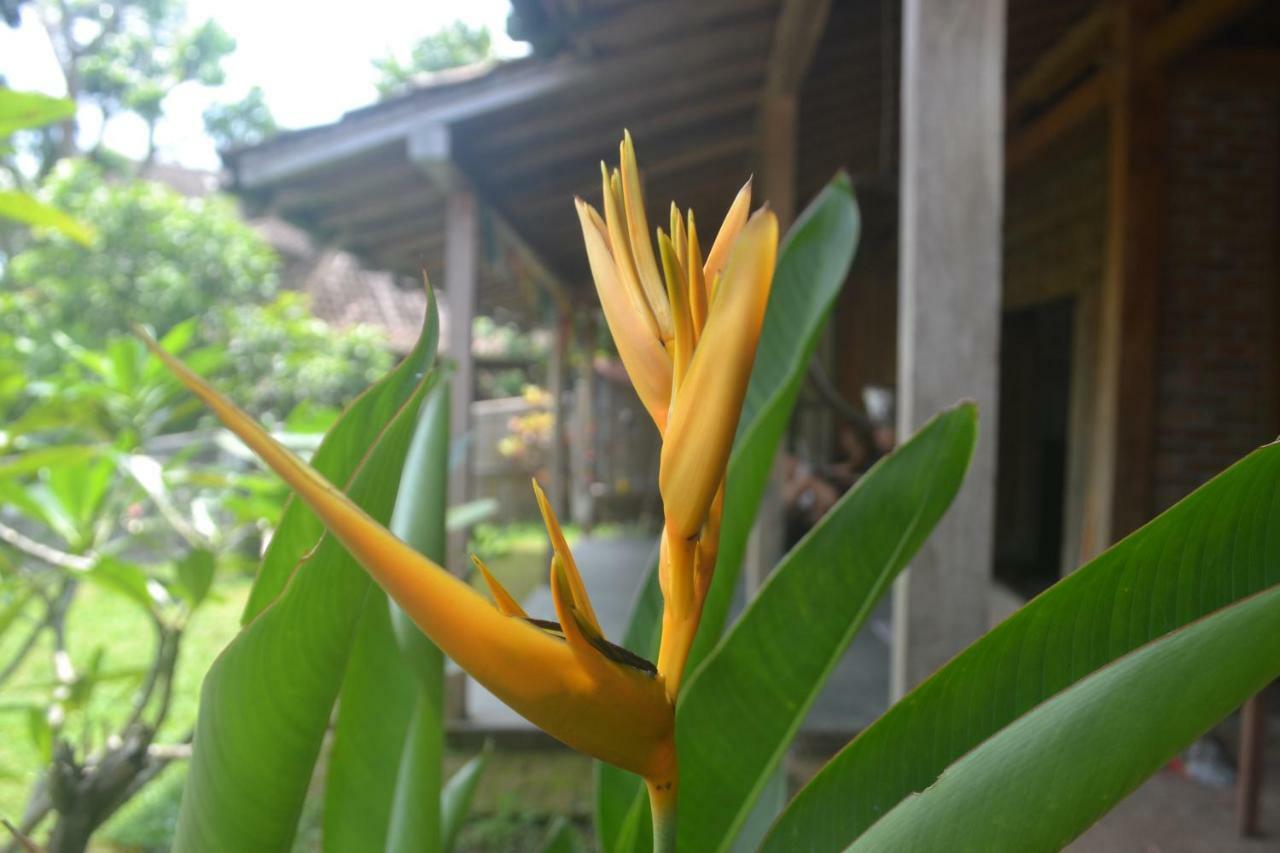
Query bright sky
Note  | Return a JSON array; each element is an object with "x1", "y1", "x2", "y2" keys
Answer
[{"x1": 0, "y1": 0, "x2": 527, "y2": 169}]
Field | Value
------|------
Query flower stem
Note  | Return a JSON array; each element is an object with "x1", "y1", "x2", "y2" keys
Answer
[{"x1": 646, "y1": 776, "x2": 678, "y2": 853}]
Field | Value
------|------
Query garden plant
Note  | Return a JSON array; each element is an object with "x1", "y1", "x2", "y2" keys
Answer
[{"x1": 139, "y1": 134, "x2": 1280, "y2": 852}]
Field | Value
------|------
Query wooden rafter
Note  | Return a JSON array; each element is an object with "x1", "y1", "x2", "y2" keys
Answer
[{"x1": 1006, "y1": 0, "x2": 1262, "y2": 172}]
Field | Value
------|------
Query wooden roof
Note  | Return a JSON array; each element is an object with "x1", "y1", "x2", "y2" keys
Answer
[{"x1": 225, "y1": 0, "x2": 1113, "y2": 322}]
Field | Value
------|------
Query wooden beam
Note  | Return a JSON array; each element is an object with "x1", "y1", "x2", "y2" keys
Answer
[
  {"x1": 891, "y1": 0, "x2": 1005, "y2": 697},
  {"x1": 1007, "y1": 73, "x2": 1107, "y2": 173},
  {"x1": 410, "y1": 123, "x2": 573, "y2": 311},
  {"x1": 757, "y1": 0, "x2": 831, "y2": 228},
  {"x1": 765, "y1": 0, "x2": 833, "y2": 97},
  {"x1": 1008, "y1": 5, "x2": 1112, "y2": 119},
  {"x1": 1006, "y1": 0, "x2": 1260, "y2": 172},
  {"x1": 1137, "y1": 0, "x2": 1261, "y2": 69}
]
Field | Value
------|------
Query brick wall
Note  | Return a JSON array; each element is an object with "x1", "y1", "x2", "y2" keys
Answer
[
  {"x1": 1153, "y1": 69, "x2": 1280, "y2": 512},
  {"x1": 1003, "y1": 120, "x2": 1107, "y2": 311}
]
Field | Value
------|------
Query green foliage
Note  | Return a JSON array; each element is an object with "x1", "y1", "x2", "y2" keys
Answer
[
  {"x1": 2, "y1": 161, "x2": 391, "y2": 422},
  {"x1": 217, "y1": 292, "x2": 393, "y2": 418},
  {"x1": 675, "y1": 406, "x2": 975, "y2": 852},
  {"x1": 5, "y1": 160, "x2": 276, "y2": 353},
  {"x1": 845, "y1": 584, "x2": 1280, "y2": 852},
  {"x1": 0, "y1": 88, "x2": 74, "y2": 137},
  {"x1": 171, "y1": 307, "x2": 440, "y2": 850},
  {"x1": 764, "y1": 436, "x2": 1280, "y2": 851},
  {"x1": 0, "y1": 87, "x2": 91, "y2": 243},
  {"x1": 202, "y1": 85, "x2": 278, "y2": 152},
  {"x1": 373, "y1": 21, "x2": 494, "y2": 98}
]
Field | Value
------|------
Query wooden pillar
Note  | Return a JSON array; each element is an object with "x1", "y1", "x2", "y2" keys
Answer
[
  {"x1": 571, "y1": 310, "x2": 598, "y2": 530},
  {"x1": 546, "y1": 304, "x2": 572, "y2": 519},
  {"x1": 891, "y1": 0, "x2": 1005, "y2": 699},
  {"x1": 1078, "y1": 0, "x2": 1166, "y2": 562},
  {"x1": 744, "y1": 0, "x2": 831, "y2": 594},
  {"x1": 445, "y1": 187, "x2": 477, "y2": 572}
]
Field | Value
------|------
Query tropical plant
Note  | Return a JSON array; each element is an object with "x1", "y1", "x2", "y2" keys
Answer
[
  {"x1": 1, "y1": 160, "x2": 391, "y2": 422},
  {"x1": 0, "y1": 323, "x2": 263, "y2": 851},
  {"x1": 143, "y1": 134, "x2": 1280, "y2": 852},
  {"x1": 0, "y1": 88, "x2": 91, "y2": 244}
]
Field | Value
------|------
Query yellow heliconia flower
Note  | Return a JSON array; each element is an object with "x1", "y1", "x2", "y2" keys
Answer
[
  {"x1": 575, "y1": 133, "x2": 778, "y2": 699},
  {"x1": 144, "y1": 132, "x2": 776, "y2": 851}
]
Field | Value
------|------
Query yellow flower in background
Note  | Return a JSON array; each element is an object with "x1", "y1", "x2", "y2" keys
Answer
[{"x1": 142, "y1": 132, "x2": 777, "y2": 849}]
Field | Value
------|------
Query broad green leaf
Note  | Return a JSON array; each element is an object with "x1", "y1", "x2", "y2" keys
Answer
[
  {"x1": 848, "y1": 585, "x2": 1280, "y2": 852},
  {"x1": 0, "y1": 88, "x2": 75, "y2": 135},
  {"x1": 440, "y1": 745, "x2": 492, "y2": 853},
  {"x1": 595, "y1": 175, "x2": 860, "y2": 852},
  {"x1": 387, "y1": 682, "x2": 446, "y2": 853},
  {"x1": 84, "y1": 558, "x2": 155, "y2": 615},
  {"x1": 0, "y1": 190, "x2": 94, "y2": 246},
  {"x1": 174, "y1": 548, "x2": 216, "y2": 607},
  {"x1": 323, "y1": 592, "x2": 417, "y2": 852},
  {"x1": 765, "y1": 438, "x2": 1280, "y2": 851},
  {"x1": 0, "y1": 446, "x2": 99, "y2": 481},
  {"x1": 676, "y1": 405, "x2": 976, "y2": 852},
  {"x1": 326, "y1": 381, "x2": 450, "y2": 853},
  {"x1": 386, "y1": 380, "x2": 450, "y2": 853},
  {"x1": 172, "y1": 308, "x2": 439, "y2": 851},
  {"x1": 242, "y1": 289, "x2": 439, "y2": 621}
]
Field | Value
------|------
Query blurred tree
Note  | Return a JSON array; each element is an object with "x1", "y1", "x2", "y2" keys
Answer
[
  {"x1": 31, "y1": 0, "x2": 235, "y2": 169},
  {"x1": 202, "y1": 85, "x2": 277, "y2": 152},
  {"x1": 373, "y1": 21, "x2": 493, "y2": 98},
  {"x1": 5, "y1": 159, "x2": 277, "y2": 357},
  {"x1": 2, "y1": 159, "x2": 391, "y2": 421}
]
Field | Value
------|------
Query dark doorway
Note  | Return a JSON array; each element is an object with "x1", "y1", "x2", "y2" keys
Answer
[{"x1": 994, "y1": 298, "x2": 1073, "y2": 599}]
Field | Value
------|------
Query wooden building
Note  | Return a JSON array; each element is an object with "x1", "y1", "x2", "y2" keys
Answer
[{"x1": 224, "y1": 0, "x2": 1279, "y2": 725}]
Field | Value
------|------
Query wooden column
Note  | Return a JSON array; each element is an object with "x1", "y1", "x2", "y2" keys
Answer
[
  {"x1": 1078, "y1": 0, "x2": 1166, "y2": 562},
  {"x1": 445, "y1": 187, "x2": 477, "y2": 571},
  {"x1": 744, "y1": 0, "x2": 832, "y2": 594},
  {"x1": 890, "y1": 0, "x2": 1005, "y2": 699},
  {"x1": 546, "y1": 304, "x2": 572, "y2": 519}
]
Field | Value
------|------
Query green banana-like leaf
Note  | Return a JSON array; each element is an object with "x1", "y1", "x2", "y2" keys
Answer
[
  {"x1": 241, "y1": 290, "x2": 439, "y2": 622},
  {"x1": 322, "y1": 593, "x2": 417, "y2": 852},
  {"x1": 171, "y1": 305, "x2": 440, "y2": 851},
  {"x1": 765, "y1": 438, "x2": 1280, "y2": 851},
  {"x1": 0, "y1": 190, "x2": 94, "y2": 246},
  {"x1": 0, "y1": 88, "x2": 75, "y2": 136},
  {"x1": 595, "y1": 174, "x2": 860, "y2": 852},
  {"x1": 847, "y1": 584, "x2": 1280, "y2": 852},
  {"x1": 676, "y1": 404, "x2": 976, "y2": 852},
  {"x1": 441, "y1": 745, "x2": 492, "y2": 853},
  {"x1": 385, "y1": 380, "x2": 451, "y2": 853}
]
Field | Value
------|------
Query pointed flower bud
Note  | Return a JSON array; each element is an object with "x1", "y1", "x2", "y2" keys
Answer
[{"x1": 660, "y1": 209, "x2": 778, "y2": 537}]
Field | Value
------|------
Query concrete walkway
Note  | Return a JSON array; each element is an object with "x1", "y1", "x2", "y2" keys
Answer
[{"x1": 464, "y1": 534, "x2": 890, "y2": 734}]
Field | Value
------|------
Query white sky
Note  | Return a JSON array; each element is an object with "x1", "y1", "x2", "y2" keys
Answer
[{"x1": 0, "y1": 0, "x2": 527, "y2": 169}]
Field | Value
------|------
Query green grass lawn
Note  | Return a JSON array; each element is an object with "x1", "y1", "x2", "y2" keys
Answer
[{"x1": 0, "y1": 575, "x2": 251, "y2": 850}]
